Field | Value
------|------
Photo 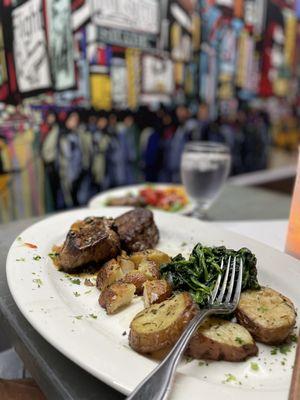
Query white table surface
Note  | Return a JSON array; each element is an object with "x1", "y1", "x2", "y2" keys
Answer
[{"x1": 217, "y1": 220, "x2": 288, "y2": 252}]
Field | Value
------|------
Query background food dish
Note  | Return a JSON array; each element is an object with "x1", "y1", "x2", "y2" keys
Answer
[{"x1": 88, "y1": 184, "x2": 195, "y2": 215}]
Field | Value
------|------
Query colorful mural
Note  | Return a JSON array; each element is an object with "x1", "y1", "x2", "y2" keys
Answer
[
  {"x1": 0, "y1": 0, "x2": 298, "y2": 109},
  {"x1": 0, "y1": 0, "x2": 299, "y2": 222}
]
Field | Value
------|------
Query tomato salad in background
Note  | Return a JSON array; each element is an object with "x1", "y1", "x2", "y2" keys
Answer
[{"x1": 105, "y1": 185, "x2": 189, "y2": 212}]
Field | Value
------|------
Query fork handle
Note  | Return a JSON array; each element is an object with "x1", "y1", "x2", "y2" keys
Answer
[{"x1": 127, "y1": 308, "x2": 212, "y2": 400}]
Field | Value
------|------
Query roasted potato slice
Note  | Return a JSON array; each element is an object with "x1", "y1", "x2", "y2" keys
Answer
[
  {"x1": 143, "y1": 279, "x2": 173, "y2": 307},
  {"x1": 138, "y1": 260, "x2": 160, "y2": 280},
  {"x1": 99, "y1": 282, "x2": 135, "y2": 314},
  {"x1": 121, "y1": 270, "x2": 149, "y2": 294},
  {"x1": 117, "y1": 252, "x2": 136, "y2": 274},
  {"x1": 96, "y1": 259, "x2": 124, "y2": 291},
  {"x1": 186, "y1": 317, "x2": 258, "y2": 362},
  {"x1": 129, "y1": 292, "x2": 198, "y2": 353},
  {"x1": 236, "y1": 287, "x2": 296, "y2": 345},
  {"x1": 130, "y1": 249, "x2": 171, "y2": 268}
]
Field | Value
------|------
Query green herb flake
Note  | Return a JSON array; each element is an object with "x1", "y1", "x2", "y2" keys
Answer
[
  {"x1": 84, "y1": 290, "x2": 92, "y2": 295},
  {"x1": 250, "y1": 362, "x2": 259, "y2": 372},
  {"x1": 70, "y1": 278, "x2": 81, "y2": 285},
  {"x1": 279, "y1": 343, "x2": 292, "y2": 355},
  {"x1": 33, "y1": 278, "x2": 43, "y2": 288},
  {"x1": 73, "y1": 292, "x2": 80, "y2": 297},
  {"x1": 198, "y1": 361, "x2": 205, "y2": 366},
  {"x1": 223, "y1": 373, "x2": 237, "y2": 383},
  {"x1": 281, "y1": 361, "x2": 286, "y2": 366},
  {"x1": 290, "y1": 334, "x2": 298, "y2": 343},
  {"x1": 89, "y1": 314, "x2": 97, "y2": 319},
  {"x1": 16, "y1": 258, "x2": 25, "y2": 262},
  {"x1": 185, "y1": 356, "x2": 193, "y2": 363},
  {"x1": 17, "y1": 236, "x2": 22, "y2": 242},
  {"x1": 270, "y1": 348, "x2": 277, "y2": 355},
  {"x1": 181, "y1": 241, "x2": 187, "y2": 247},
  {"x1": 74, "y1": 315, "x2": 83, "y2": 320},
  {"x1": 48, "y1": 253, "x2": 59, "y2": 260},
  {"x1": 257, "y1": 306, "x2": 268, "y2": 312},
  {"x1": 235, "y1": 337, "x2": 244, "y2": 345},
  {"x1": 33, "y1": 255, "x2": 42, "y2": 261}
]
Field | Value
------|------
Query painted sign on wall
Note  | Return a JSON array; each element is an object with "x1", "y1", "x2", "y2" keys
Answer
[
  {"x1": 90, "y1": 0, "x2": 160, "y2": 34},
  {"x1": 12, "y1": 0, "x2": 51, "y2": 93},
  {"x1": 46, "y1": 0, "x2": 75, "y2": 91}
]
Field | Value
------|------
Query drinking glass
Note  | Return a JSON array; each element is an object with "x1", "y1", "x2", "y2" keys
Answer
[{"x1": 181, "y1": 141, "x2": 231, "y2": 218}]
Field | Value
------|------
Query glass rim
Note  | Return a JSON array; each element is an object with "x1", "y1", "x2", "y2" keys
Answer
[{"x1": 184, "y1": 141, "x2": 230, "y2": 153}]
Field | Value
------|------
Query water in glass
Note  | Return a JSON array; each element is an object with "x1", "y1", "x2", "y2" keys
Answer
[{"x1": 181, "y1": 142, "x2": 231, "y2": 217}]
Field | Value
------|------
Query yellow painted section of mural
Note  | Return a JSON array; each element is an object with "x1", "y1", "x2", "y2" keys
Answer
[
  {"x1": 90, "y1": 74, "x2": 112, "y2": 110},
  {"x1": 126, "y1": 48, "x2": 140, "y2": 109},
  {"x1": 236, "y1": 29, "x2": 247, "y2": 88},
  {"x1": 284, "y1": 10, "x2": 297, "y2": 67},
  {"x1": 0, "y1": 128, "x2": 45, "y2": 223}
]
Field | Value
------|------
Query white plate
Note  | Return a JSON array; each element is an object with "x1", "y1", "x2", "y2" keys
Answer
[
  {"x1": 88, "y1": 184, "x2": 195, "y2": 215},
  {"x1": 6, "y1": 208, "x2": 300, "y2": 400}
]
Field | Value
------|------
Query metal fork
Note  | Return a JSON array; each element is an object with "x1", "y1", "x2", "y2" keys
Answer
[{"x1": 127, "y1": 256, "x2": 243, "y2": 400}]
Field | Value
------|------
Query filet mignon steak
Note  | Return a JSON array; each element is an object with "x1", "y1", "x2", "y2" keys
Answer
[
  {"x1": 114, "y1": 208, "x2": 159, "y2": 253},
  {"x1": 58, "y1": 217, "x2": 121, "y2": 272}
]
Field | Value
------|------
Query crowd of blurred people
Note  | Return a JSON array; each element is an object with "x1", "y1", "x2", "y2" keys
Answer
[{"x1": 40, "y1": 104, "x2": 272, "y2": 209}]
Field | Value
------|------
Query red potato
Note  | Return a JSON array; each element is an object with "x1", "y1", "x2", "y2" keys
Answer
[
  {"x1": 99, "y1": 282, "x2": 136, "y2": 315},
  {"x1": 143, "y1": 279, "x2": 173, "y2": 307}
]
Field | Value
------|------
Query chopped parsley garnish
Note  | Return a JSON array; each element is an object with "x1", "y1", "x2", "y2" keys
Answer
[
  {"x1": 198, "y1": 361, "x2": 205, "y2": 366},
  {"x1": 16, "y1": 258, "x2": 25, "y2": 262},
  {"x1": 279, "y1": 343, "x2": 292, "y2": 355},
  {"x1": 257, "y1": 306, "x2": 268, "y2": 312},
  {"x1": 48, "y1": 253, "x2": 59, "y2": 260},
  {"x1": 84, "y1": 290, "x2": 92, "y2": 295},
  {"x1": 223, "y1": 373, "x2": 237, "y2": 383},
  {"x1": 33, "y1": 278, "x2": 43, "y2": 288},
  {"x1": 270, "y1": 348, "x2": 277, "y2": 355},
  {"x1": 235, "y1": 337, "x2": 244, "y2": 345},
  {"x1": 70, "y1": 278, "x2": 81, "y2": 285},
  {"x1": 290, "y1": 334, "x2": 298, "y2": 343},
  {"x1": 185, "y1": 356, "x2": 193, "y2": 363},
  {"x1": 74, "y1": 315, "x2": 83, "y2": 320},
  {"x1": 89, "y1": 314, "x2": 97, "y2": 319},
  {"x1": 122, "y1": 331, "x2": 127, "y2": 336},
  {"x1": 33, "y1": 255, "x2": 41, "y2": 261},
  {"x1": 250, "y1": 362, "x2": 259, "y2": 371},
  {"x1": 73, "y1": 292, "x2": 80, "y2": 297}
]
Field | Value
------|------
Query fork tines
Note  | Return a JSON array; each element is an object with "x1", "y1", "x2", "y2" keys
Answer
[{"x1": 211, "y1": 256, "x2": 243, "y2": 307}]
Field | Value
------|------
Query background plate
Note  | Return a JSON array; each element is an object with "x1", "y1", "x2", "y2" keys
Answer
[
  {"x1": 88, "y1": 184, "x2": 195, "y2": 215},
  {"x1": 6, "y1": 208, "x2": 300, "y2": 400}
]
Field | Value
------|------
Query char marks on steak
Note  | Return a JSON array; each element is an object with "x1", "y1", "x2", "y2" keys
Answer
[
  {"x1": 114, "y1": 208, "x2": 159, "y2": 253},
  {"x1": 58, "y1": 217, "x2": 121, "y2": 272}
]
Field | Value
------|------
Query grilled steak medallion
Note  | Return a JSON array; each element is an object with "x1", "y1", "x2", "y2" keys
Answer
[
  {"x1": 114, "y1": 208, "x2": 159, "y2": 253},
  {"x1": 58, "y1": 217, "x2": 121, "y2": 272}
]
